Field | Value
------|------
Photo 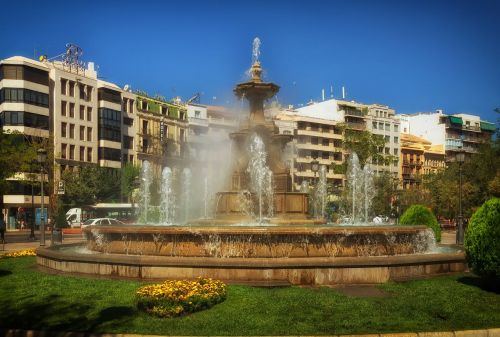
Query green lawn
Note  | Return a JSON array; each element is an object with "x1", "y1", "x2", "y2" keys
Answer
[{"x1": 0, "y1": 256, "x2": 499, "y2": 335}]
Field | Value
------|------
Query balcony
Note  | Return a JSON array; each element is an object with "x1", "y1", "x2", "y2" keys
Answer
[
  {"x1": 346, "y1": 121, "x2": 366, "y2": 130},
  {"x1": 295, "y1": 142, "x2": 339, "y2": 151},
  {"x1": 402, "y1": 160, "x2": 422, "y2": 167},
  {"x1": 188, "y1": 117, "x2": 209, "y2": 127},
  {"x1": 296, "y1": 129, "x2": 342, "y2": 139}
]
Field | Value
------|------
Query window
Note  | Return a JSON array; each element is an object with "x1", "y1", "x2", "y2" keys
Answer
[
  {"x1": 129, "y1": 100, "x2": 134, "y2": 114},
  {"x1": 98, "y1": 108, "x2": 121, "y2": 142},
  {"x1": 123, "y1": 136, "x2": 134, "y2": 150},
  {"x1": 123, "y1": 117, "x2": 134, "y2": 126},
  {"x1": 79, "y1": 146, "x2": 85, "y2": 161},
  {"x1": 61, "y1": 101, "x2": 67, "y2": 116},
  {"x1": 86, "y1": 86, "x2": 92, "y2": 102},
  {"x1": 372, "y1": 121, "x2": 377, "y2": 129},
  {"x1": 87, "y1": 148, "x2": 92, "y2": 162},
  {"x1": 311, "y1": 137, "x2": 318, "y2": 145},
  {"x1": 394, "y1": 136, "x2": 399, "y2": 144},
  {"x1": 79, "y1": 105, "x2": 85, "y2": 120},
  {"x1": 69, "y1": 103, "x2": 75, "y2": 118},
  {"x1": 322, "y1": 138, "x2": 329, "y2": 146},
  {"x1": 61, "y1": 122, "x2": 67, "y2": 137},
  {"x1": 80, "y1": 126, "x2": 85, "y2": 140},
  {"x1": 69, "y1": 145, "x2": 75, "y2": 160},
  {"x1": 394, "y1": 124, "x2": 399, "y2": 132},
  {"x1": 69, "y1": 81, "x2": 75, "y2": 97},
  {"x1": 385, "y1": 135, "x2": 390, "y2": 143},
  {"x1": 322, "y1": 152, "x2": 329, "y2": 159},
  {"x1": 122, "y1": 98, "x2": 128, "y2": 112},
  {"x1": 87, "y1": 127, "x2": 92, "y2": 141},
  {"x1": 61, "y1": 143, "x2": 67, "y2": 159},
  {"x1": 180, "y1": 111, "x2": 185, "y2": 120},
  {"x1": 0, "y1": 88, "x2": 49, "y2": 107},
  {"x1": 98, "y1": 147, "x2": 121, "y2": 161},
  {"x1": 98, "y1": 88, "x2": 121, "y2": 103},
  {"x1": 195, "y1": 110, "x2": 201, "y2": 118},
  {"x1": 0, "y1": 111, "x2": 48, "y2": 130},
  {"x1": 378, "y1": 122, "x2": 384, "y2": 129},
  {"x1": 1, "y1": 65, "x2": 48, "y2": 85},
  {"x1": 79, "y1": 85, "x2": 86, "y2": 100},
  {"x1": 87, "y1": 107, "x2": 92, "y2": 121},
  {"x1": 394, "y1": 148, "x2": 398, "y2": 155},
  {"x1": 385, "y1": 123, "x2": 390, "y2": 131},
  {"x1": 61, "y1": 79, "x2": 67, "y2": 95},
  {"x1": 69, "y1": 124, "x2": 75, "y2": 139}
]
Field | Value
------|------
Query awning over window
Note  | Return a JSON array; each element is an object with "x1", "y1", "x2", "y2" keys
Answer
[
  {"x1": 449, "y1": 116, "x2": 463, "y2": 125},
  {"x1": 480, "y1": 121, "x2": 496, "y2": 132}
]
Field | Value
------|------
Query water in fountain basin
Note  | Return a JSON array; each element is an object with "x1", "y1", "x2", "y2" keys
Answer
[
  {"x1": 182, "y1": 168, "x2": 192, "y2": 223},
  {"x1": 247, "y1": 134, "x2": 273, "y2": 223},
  {"x1": 344, "y1": 153, "x2": 376, "y2": 225},
  {"x1": 160, "y1": 167, "x2": 175, "y2": 225},
  {"x1": 313, "y1": 165, "x2": 328, "y2": 219},
  {"x1": 139, "y1": 161, "x2": 152, "y2": 224}
]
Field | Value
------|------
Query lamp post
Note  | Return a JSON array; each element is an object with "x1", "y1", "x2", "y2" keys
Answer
[
  {"x1": 37, "y1": 148, "x2": 47, "y2": 246},
  {"x1": 456, "y1": 150, "x2": 465, "y2": 245},
  {"x1": 456, "y1": 151, "x2": 465, "y2": 245}
]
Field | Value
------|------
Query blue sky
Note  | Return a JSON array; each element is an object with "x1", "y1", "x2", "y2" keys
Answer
[{"x1": 1, "y1": 0, "x2": 499, "y2": 122}]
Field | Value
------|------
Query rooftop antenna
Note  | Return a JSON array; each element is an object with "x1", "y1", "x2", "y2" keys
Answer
[
  {"x1": 330, "y1": 85, "x2": 333, "y2": 98},
  {"x1": 342, "y1": 86, "x2": 346, "y2": 99},
  {"x1": 322, "y1": 89, "x2": 325, "y2": 101}
]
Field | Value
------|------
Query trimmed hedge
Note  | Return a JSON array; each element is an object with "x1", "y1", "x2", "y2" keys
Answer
[
  {"x1": 464, "y1": 198, "x2": 500, "y2": 280},
  {"x1": 400, "y1": 205, "x2": 441, "y2": 242}
]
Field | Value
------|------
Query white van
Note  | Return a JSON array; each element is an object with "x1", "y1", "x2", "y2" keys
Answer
[{"x1": 66, "y1": 208, "x2": 83, "y2": 228}]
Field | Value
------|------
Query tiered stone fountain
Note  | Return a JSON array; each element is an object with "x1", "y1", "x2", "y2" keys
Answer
[{"x1": 36, "y1": 39, "x2": 466, "y2": 285}]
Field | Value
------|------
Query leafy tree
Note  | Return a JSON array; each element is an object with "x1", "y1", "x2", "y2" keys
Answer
[
  {"x1": 0, "y1": 131, "x2": 37, "y2": 206},
  {"x1": 371, "y1": 172, "x2": 397, "y2": 217},
  {"x1": 60, "y1": 166, "x2": 121, "y2": 206},
  {"x1": 342, "y1": 128, "x2": 385, "y2": 167},
  {"x1": 121, "y1": 163, "x2": 140, "y2": 201}
]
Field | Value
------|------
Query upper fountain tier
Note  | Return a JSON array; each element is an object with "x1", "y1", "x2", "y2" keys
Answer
[{"x1": 234, "y1": 60, "x2": 280, "y2": 128}]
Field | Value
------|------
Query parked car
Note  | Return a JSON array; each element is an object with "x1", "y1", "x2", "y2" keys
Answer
[{"x1": 81, "y1": 218, "x2": 125, "y2": 229}]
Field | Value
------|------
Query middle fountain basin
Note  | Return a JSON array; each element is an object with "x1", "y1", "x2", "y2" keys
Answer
[{"x1": 83, "y1": 225, "x2": 435, "y2": 258}]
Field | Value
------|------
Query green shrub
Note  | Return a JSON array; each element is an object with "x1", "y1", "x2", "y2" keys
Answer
[
  {"x1": 464, "y1": 198, "x2": 500, "y2": 280},
  {"x1": 400, "y1": 205, "x2": 441, "y2": 242}
]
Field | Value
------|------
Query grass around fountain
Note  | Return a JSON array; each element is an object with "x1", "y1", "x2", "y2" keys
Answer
[{"x1": 1, "y1": 256, "x2": 499, "y2": 335}]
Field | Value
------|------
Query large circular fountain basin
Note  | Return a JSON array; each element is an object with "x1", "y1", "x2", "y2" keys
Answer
[
  {"x1": 35, "y1": 225, "x2": 466, "y2": 285},
  {"x1": 81, "y1": 225, "x2": 436, "y2": 258}
]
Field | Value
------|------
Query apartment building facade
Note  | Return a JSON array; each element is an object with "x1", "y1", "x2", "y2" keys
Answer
[
  {"x1": 400, "y1": 111, "x2": 495, "y2": 160},
  {"x1": 0, "y1": 57, "x2": 51, "y2": 228},
  {"x1": 0, "y1": 52, "x2": 193, "y2": 227},
  {"x1": 135, "y1": 93, "x2": 189, "y2": 175},
  {"x1": 400, "y1": 134, "x2": 446, "y2": 189},
  {"x1": 274, "y1": 106, "x2": 345, "y2": 191}
]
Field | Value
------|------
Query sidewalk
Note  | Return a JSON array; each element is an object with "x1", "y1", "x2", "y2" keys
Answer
[{"x1": 0, "y1": 236, "x2": 84, "y2": 253}]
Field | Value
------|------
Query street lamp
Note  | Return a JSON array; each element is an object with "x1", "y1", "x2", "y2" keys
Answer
[
  {"x1": 456, "y1": 150, "x2": 465, "y2": 245},
  {"x1": 37, "y1": 148, "x2": 47, "y2": 246}
]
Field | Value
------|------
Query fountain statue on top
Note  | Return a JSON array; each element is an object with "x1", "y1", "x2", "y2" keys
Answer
[{"x1": 200, "y1": 38, "x2": 324, "y2": 225}]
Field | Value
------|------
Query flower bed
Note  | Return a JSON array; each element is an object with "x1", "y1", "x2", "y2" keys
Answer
[
  {"x1": 136, "y1": 277, "x2": 227, "y2": 317},
  {"x1": 2, "y1": 248, "x2": 36, "y2": 258}
]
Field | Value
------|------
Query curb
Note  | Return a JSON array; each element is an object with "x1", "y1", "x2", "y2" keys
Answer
[{"x1": 1, "y1": 329, "x2": 500, "y2": 337}]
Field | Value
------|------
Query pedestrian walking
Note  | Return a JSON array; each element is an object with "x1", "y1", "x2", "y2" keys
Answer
[{"x1": 0, "y1": 215, "x2": 6, "y2": 246}]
